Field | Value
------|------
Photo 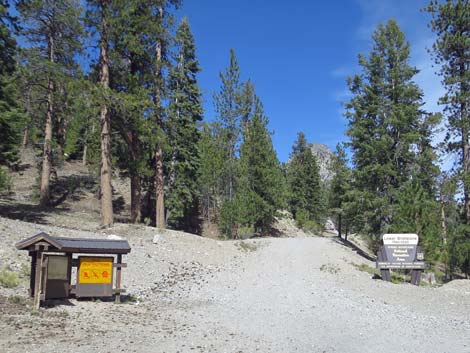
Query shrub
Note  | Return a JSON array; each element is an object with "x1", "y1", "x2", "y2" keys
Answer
[
  {"x1": 8, "y1": 295, "x2": 26, "y2": 305},
  {"x1": 295, "y1": 209, "x2": 320, "y2": 233},
  {"x1": 0, "y1": 167, "x2": 12, "y2": 191},
  {"x1": 0, "y1": 268, "x2": 21, "y2": 288}
]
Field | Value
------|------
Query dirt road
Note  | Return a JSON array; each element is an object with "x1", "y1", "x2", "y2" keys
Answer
[
  {"x1": 1, "y1": 219, "x2": 469, "y2": 353},
  {"x1": 150, "y1": 237, "x2": 470, "y2": 353}
]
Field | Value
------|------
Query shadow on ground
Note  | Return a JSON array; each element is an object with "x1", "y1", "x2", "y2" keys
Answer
[
  {"x1": 0, "y1": 201, "x2": 67, "y2": 224},
  {"x1": 50, "y1": 174, "x2": 97, "y2": 207},
  {"x1": 333, "y1": 236, "x2": 376, "y2": 262}
]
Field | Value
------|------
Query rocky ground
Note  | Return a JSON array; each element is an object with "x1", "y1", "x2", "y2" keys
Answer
[
  {"x1": 1, "y1": 215, "x2": 469, "y2": 353},
  {"x1": 0, "y1": 152, "x2": 469, "y2": 352}
]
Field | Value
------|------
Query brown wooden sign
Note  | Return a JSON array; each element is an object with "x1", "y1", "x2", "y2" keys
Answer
[
  {"x1": 16, "y1": 233, "x2": 130, "y2": 308},
  {"x1": 376, "y1": 233, "x2": 426, "y2": 285}
]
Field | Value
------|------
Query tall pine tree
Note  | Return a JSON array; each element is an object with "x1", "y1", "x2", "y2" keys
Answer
[
  {"x1": 287, "y1": 132, "x2": 323, "y2": 230},
  {"x1": 0, "y1": 0, "x2": 23, "y2": 189},
  {"x1": 18, "y1": 0, "x2": 83, "y2": 207},
  {"x1": 328, "y1": 143, "x2": 351, "y2": 239},
  {"x1": 345, "y1": 20, "x2": 438, "y2": 249},
  {"x1": 166, "y1": 18, "x2": 203, "y2": 231},
  {"x1": 214, "y1": 49, "x2": 242, "y2": 202},
  {"x1": 237, "y1": 94, "x2": 284, "y2": 235},
  {"x1": 426, "y1": 0, "x2": 470, "y2": 224}
]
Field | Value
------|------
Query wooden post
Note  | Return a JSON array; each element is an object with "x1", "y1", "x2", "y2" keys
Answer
[
  {"x1": 29, "y1": 252, "x2": 36, "y2": 297},
  {"x1": 33, "y1": 249, "x2": 43, "y2": 309},
  {"x1": 377, "y1": 246, "x2": 391, "y2": 282},
  {"x1": 66, "y1": 254, "x2": 73, "y2": 297},
  {"x1": 115, "y1": 254, "x2": 122, "y2": 303},
  {"x1": 411, "y1": 270, "x2": 422, "y2": 286}
]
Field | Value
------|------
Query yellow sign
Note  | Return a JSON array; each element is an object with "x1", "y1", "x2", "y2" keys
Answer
[{"x1": 78, "y1": 257, "x2": 113, "y2": 284}]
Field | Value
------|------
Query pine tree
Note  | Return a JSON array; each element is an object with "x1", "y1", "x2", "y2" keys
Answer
[
  {"x1": 345, "y1": 20, "x2": 437, "y2": 249},
  {"x1": 212, "y1": 49, "x2": 245, "y2": 237},
  {"x1": 166, "y1": 18, "x2": 203, "y2": 231},
  {"x1": 329, "y1": 143, "x2": 351, "y2": 238},
  {"x1": 150, "y1": 0, "x2": 182, "y2": 230},
  {"x1": 62, "y1": 77, "x2": 98, "y2": 165},
  {"x1": 106, "y1": 0, "x2": 156, "y2": 224},
  {"x1": 390, "y1": 177, "x2": 441, "y2": 259},
  {"x1": 214, "y1": 49, "x2": 243, "y2": 202},
  {"x1": 237, "y1": 94, "x2": 283, "y2": 234},
  {"x1": 86, "y1": 0, "x2": 114, "y2": 225},
  {"x1": 426, "y1": 0, "x2": 470, "y2": 225},
  {"x1": 198, "y1": 122, "x2": 225, "y2": 224},
  {"x1": 0, "y1": 0, "x2": 23, "y2": 189},
  {"x1": 18, "y1": 0, "x2": 83, "y2": 207},
  {"x1": 287, "y1": 132, "x2": 323, "y2": 230}
]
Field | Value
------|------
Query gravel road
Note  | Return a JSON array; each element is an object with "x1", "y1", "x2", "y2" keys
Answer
[{"x1": 1, "y1": 218, "x2": 469, "y2": 353}]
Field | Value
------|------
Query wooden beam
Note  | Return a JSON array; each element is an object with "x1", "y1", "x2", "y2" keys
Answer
[
  {"x1": 115, "y1": 254, "x2": 122, "y2": 304},
  {"x1": 29, "y1": 252, "x2": 36, "y2": 298},
  {"x1": 113, "y1": 263, "x2": 127, "y2": 268},
  {"x1": 33, "y1": 249, "x2": 43, "y2": 309}
]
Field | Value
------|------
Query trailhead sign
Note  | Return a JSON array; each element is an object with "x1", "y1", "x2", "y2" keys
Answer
[
  {"x1": 376, "y1": 233, "x2": 426, "y2": 285},
  {"x1": 379, "y1": 233, "x2": 425, "y2": 269}
]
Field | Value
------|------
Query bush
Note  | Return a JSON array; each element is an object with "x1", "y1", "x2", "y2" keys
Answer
[
  {"x1": 0, "y1": 167, "x2": 12, "y2": 191},
  {"x1": 219, "y1": 200, "x2": 241, "y2": 239},
  {"x1": 295, "y1": 209, "x2": 321, "y2": 233},
  {"x1": 8, "y1": 295, "x2": 26, "y2": 305},
  {"x1": 0, "y1": 268, "x2": 21, "y2": 288}
]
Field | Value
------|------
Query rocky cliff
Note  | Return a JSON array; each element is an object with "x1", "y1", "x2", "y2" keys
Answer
[{"x1": 310, "y1": 142, "x2": 334, "y2": 182}]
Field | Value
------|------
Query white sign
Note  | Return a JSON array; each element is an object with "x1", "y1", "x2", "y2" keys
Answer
[
  {"x1": 378, "y1": 233, "x2": 425, "y2": 269},
  {"x1": 383, "y1": 233, "x2": 418, "y2": 246}
]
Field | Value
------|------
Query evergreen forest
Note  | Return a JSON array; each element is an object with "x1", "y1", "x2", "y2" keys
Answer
[{"x1": 0, "y1": 0, "x2": 469, "y2": 278}]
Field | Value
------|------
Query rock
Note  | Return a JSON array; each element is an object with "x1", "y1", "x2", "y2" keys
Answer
[
  {"x1": 422, "y1": 272, "x2": 436, "y2": 285},
  {"x1": 310, "y1": 143, "x2": 334, "y2": 182},
  {"x1": 325, "y1": 218, "x2": 336, "y2": 231},
  {"x1": 153, "y1": 234, "x2": 163, "y2": 243},
  {"x1": 107, "y1": 234, "x2": 123, "y2": 240}
]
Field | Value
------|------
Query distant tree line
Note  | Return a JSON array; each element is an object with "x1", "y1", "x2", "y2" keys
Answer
[{"x1": 0, "y1": 1, "x2": 468, "y2": 276}]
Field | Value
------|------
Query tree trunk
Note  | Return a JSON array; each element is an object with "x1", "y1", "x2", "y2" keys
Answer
[
  {"x1": 130, "y1": 131, "x2": 141, "y2": 223},
  {"x1": 154, "y1": 5, "x2": 165, "y2": 229},
  {"x1": 23, "y1": 87, "x2": 32, "y2": 149},
  {"x1": 99, "y1": 0, "x2": 113, "y2": 227},
  {"x1": 82, "y1": 142, "x2": 87, "y2": 166},
  {"x1": 130, "y1": 173, "x2": 141, "y2": 223},
  {"x1": 22, "y1": 126, "x2": 28, "y2": 148},
  {"x1": 338, "y1": 213, "x2": 342, "y2": 238},
  {"x1": 460, "y1": 61, "x2": 470, "y2": 224},
  {"x1": 155, "y1": 146, "x2": 165, "y2": 228},
  {"x1": 39, "y1": 35, "x2": 55, "y2": 207},
  {"x1": 462, "y1": 125, "x2": 470, "y2": 224},
  {"x1": 440, "y1": 200, "x2": 447, "y2": 245}
]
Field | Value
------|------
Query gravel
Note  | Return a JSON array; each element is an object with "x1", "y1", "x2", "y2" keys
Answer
[{"x1": 0, "y1": 216, "x2": 469, "y2": 353}]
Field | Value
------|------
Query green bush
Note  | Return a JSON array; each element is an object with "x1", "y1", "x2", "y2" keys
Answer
[
  {"x1": 353, "y1": 263, "x2": 379, "y2": 276},
  {"x1": 237, "y1": 241, "x2": 259, "y2": 252},
  {"x1": 0, "y1": 268, "x2": 21, "y2": 288},
  {"x1": 295, "y1": 209, "x2": 321, "y2": 233},
  {"x1": 0, "y1": 167, "x2": 12, "y2": 191},
  {"x1": 219, "y1": 200, "x2": 241, "y2": 239},
  {"x1": 8, "y1": 295, "x2": 26, "y2": 305}
]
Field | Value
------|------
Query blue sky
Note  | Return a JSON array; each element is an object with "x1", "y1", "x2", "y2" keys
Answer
[{"x1": 178, "y1": 0, "x2": 446, "y2": 163}]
